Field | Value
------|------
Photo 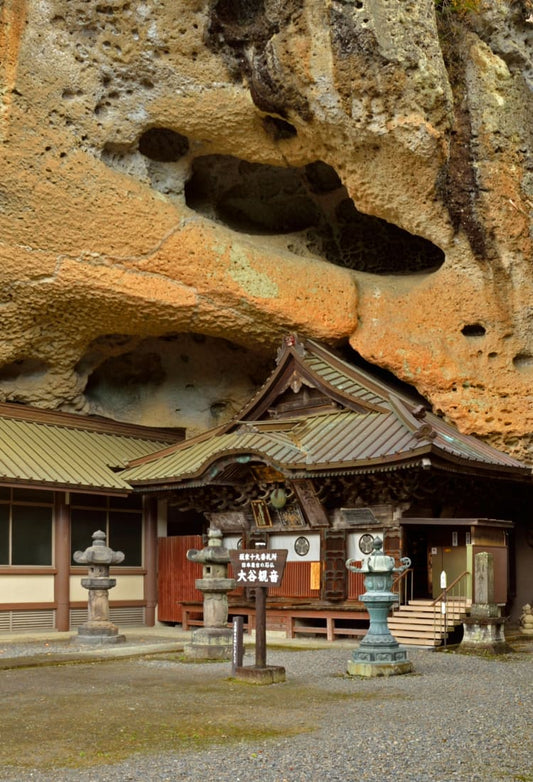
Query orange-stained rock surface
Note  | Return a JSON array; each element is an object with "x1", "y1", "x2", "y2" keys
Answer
[{"x1": 0, "y1": 1, "x2": 532, "y2": 457}]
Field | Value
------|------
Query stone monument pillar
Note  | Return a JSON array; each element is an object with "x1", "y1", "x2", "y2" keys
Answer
[
  {"x1": 73, "y1": 530, "x2": 125, "y2": 645},
  {"x1": 184, "y1": 527, "x2": 236, "y2": 661},
  {"x1": 461, "y1": 551, "x2": 508, "y2": 653},
  {"x1": 519, "y1": 603, "x2": 533, "y2": 636},
  {"x1": 346, "y1": 537, "x2": 413, "y2": 677}
]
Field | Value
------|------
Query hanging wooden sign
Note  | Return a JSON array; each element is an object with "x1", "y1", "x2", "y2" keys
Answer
[
  {"x1": 310, "y1": 561, "x2": 321, "y2": 591},
  {"x1": 290, "y1": 479, "x2": 329, "y2": 528},
  {"x1": 276, "y1": 504, "x2": 306, "y2": 529},
  {"x1": 250, "y1": 499, "x2": 272, "y2": 528},
  {"x1": 229, "y1": 549, "x2": 288, "y2": 587}
]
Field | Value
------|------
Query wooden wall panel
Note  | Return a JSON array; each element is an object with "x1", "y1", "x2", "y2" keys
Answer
[
  {"x1": 347, "y1": 570, "x2": 365, "y2": 600},
  {"x1": 157, "y1": 535, "x2": 202, "y2": 622},
  {"x1": 268, "y1": 562, "x2": 319, "y2": 599}
]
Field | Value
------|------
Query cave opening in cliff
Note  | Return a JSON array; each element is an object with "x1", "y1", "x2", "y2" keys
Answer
[
  {"x1": 0, "y1": 358, "x2": 49, "y2": 383},
  {"x1": 185, "y1": 155, "x2": 445, "y2": 275},
  {"x1": 78, "y1": 332, "x2": 273, "y2": 434},
  {"x1": 138, "y1": 128, "x2": 189, "y2": 162}
]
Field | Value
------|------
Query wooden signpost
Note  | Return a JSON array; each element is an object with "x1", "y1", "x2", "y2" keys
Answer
[{"x1": 229, "y1": 547, "x2": 288, "y2": 684}]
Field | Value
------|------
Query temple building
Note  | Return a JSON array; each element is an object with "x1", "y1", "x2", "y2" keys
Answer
[
  {"x1": 0, "y1": 407, "x2": 182, "y2": 632},
  {"x1": 123, "y1": 336, "x2": 532, "y2": 645},
  {"x1": 0, "y1": 336, "x2": 531, "y2": 643}
]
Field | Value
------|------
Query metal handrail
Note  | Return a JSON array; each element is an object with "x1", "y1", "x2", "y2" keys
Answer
[
  {"x1": 430, "y1": 570, "x2": 470, "y2": 606},
  {"x1": 391, "y1": 568, "x2": 413, "y2": 608},
  {"x1": 431, "y1": 570, "x2": 471, "y2": 646}
]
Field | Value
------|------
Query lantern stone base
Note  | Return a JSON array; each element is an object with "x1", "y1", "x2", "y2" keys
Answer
[
  {"x1": 233, "y1": 665, "x2": 286, "y2": 684},
  {"x1": 460, "y1": 616, "x2": 509, "y2": 653},
  {"x1": 347, "y1": 658, "x2": 413, "y2": 678},
  {"x1": 75, "y1": 623, "x2": 125, "y2": 645},
  {"x1": 347, "y1": 639, "x2": 413, "y2": 677},
  {"x1": 183, "y1": 626, "x2": 233, "y2": 661}
]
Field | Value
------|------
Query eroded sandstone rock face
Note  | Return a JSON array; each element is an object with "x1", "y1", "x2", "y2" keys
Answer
[{"x1": 0, "y1": 1, "x2": 531, "y2": 451}]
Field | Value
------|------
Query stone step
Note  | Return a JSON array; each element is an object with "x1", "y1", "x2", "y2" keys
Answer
[
  {"x1": 404, "y1": 598, "x2": 470, "y2": 604},
  {"x1": 388, "y1": 625, "x2": 445, "y2": 637},
  {"x1": 388, "y1": 621, "x2": 447, "y2": 632},
  {"x1": 383, "y1": 599, "x2": 469, "y2": 646},
  {"x1": 391, "y1": 609, "x2": 466, "y2": 619},
  {"x1": 394, "y1": 604, "x2": 466, "y2": 613},
  {"x1": 389, "y1": 615, "x2": 464, "y2": 627},
  {"x1": 391, "y1": 614, "x2": 465, "y2": 626},
  {"x1": 394, "y1": 636, "x2": 442, "y2": 647}
]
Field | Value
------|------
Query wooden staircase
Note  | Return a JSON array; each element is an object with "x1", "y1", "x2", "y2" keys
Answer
[{"x1": 388, "y1": 598, "x2": 471, "y2": 648}]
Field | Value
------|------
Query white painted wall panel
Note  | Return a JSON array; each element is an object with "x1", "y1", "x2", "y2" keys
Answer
[{"x1": 0, "y1": 575, "x2": 55, "y2": 603}]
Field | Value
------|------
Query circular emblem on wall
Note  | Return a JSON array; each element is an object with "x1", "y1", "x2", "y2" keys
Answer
[
  {"x1": 294, "y1": 536, "x2": 310, "y2": 557},
  {"x1": 359, "y1": 533, "x2": 375, "y2": 555}
]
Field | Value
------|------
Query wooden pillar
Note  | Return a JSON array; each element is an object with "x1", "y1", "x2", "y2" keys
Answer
[
  {"x1": 255, "y1": 586, "x2": 267, "y2": 668},
  {"x1": 54, "y1": 492, "x2": 70, "y2": 632},
  {"x1": 384, "y1": 525, "x2": 401, "y2": 563},
  {"x1": 143, "y1": 496, "x2": 158, "y2": 627}
]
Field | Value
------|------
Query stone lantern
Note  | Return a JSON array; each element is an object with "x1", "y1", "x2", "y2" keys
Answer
[
  {"x1": 346, "y1": 537, "x2": 413, "y2": 677},
  {"x1": 73, "y1": 530, "x2": 125, "y2": 645},
  {"x1": 184, "y1": 527, "x2": 236, "y2": 661}
]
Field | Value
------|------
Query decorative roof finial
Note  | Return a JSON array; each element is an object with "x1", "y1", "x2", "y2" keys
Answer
[{"x1": 276, "y1": 334, "x2": 306, "y2": 364}]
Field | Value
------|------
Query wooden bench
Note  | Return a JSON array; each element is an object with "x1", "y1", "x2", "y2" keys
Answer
[
  {"x1": 181, "y1": 602, "x2": 256, "y2": 632},
  {"x1": 287, "y1": 610, "x2": 367, "y2": 642},
  {"x1": 180, "y1": 601, "x2": 368, "y2": 641}
]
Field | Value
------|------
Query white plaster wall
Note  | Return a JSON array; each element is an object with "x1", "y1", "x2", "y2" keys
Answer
[
  {"x1": 223, "y1": 535, "x2": 242, "y2": 551},
  {"x1": 224, "y1": 533, "x2": 321, "y2": 561},
  {"x1": 69, "y1": 575, "x2": 144, "y2": 601},
  {"x1": 347, "y1": 531, "x2": 384, "y2": 560},
  {"x1": 268, "y1": 533, "x2": 321, "y2": 562},
  {"x1": 0, "y1": 575, "x2": 55, "y2": 603}
]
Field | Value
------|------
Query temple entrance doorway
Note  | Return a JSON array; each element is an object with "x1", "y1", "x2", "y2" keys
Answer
[
  {"x1": 401, "y1": 518, "x2": 512, "y2": 604},
  {"x1": 402, "y1": 525, "x2": 431, "y2": 599}
]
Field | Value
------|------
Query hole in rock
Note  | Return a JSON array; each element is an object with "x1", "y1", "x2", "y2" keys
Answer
[
  {"x1": 79, "y1": 333, "x2": 272, "y2": 433},
  {"x1": 461, "y1": 324, "x2": 486, "y2": 337},
  {"x1": 513, "y1": 353, "x2": 533, "y2": 369},
  {"x1": 75, "y1": 333, "x2": 139, "y2": 377},
  {"x1": 262, "y1": 116, "x2": 297, "y2": 140},
  {"x1": 85, "y1": 351, "x2": 166, "y2": 394},
  {"x1": 138, "y1": 128, "x2": 189, "y2": 162},
  {"x1": 185, "y1": 155, "x2": 445, "y2": 275},
  {"x1": 210, "y1": 400, "x2": 230, "y2": 419},
  {"x1": 214, "y1": 0, "x2": 262, "y2": 24},
  {"x1": 0, "y1": 358, "x2": 49, "y2": 382}
]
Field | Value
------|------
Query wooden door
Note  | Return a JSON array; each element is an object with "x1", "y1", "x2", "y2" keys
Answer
[
  {"x1": 321, "y1": 530, "x2": 347, "y2": 602},
  {"x1": 157, "y1": 535, "x2": 202, "y2": 622}
]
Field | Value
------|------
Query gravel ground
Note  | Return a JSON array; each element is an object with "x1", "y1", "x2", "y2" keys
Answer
[
  {"x1": 0, "y1": 638, "x2": 531, "y2": 782},
  {"x1": 0, "y1": 634, "x2": 183, "y2": 666}
]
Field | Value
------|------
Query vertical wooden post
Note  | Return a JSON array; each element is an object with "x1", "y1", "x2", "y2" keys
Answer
[
  {"x1": 54, "y1": 492, "x2": 70, "y2": 632},
  {"x1": 143, "y1": 496, "x2": 158, "y2": 627},
  {"x1": 255, "y1": 586, "x2": 267, "y2": 668}
]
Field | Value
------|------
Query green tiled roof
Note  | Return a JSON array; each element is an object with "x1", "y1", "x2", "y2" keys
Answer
[
  {"x1": 0, "y1": 405, "x2": 182, "y2": 493},
  {"x1": 124, "y1": 429, "x2": 306, "y2": 485},
  {"x1": 122, "y1": 337, "x2": 531, "y2": 488}
]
